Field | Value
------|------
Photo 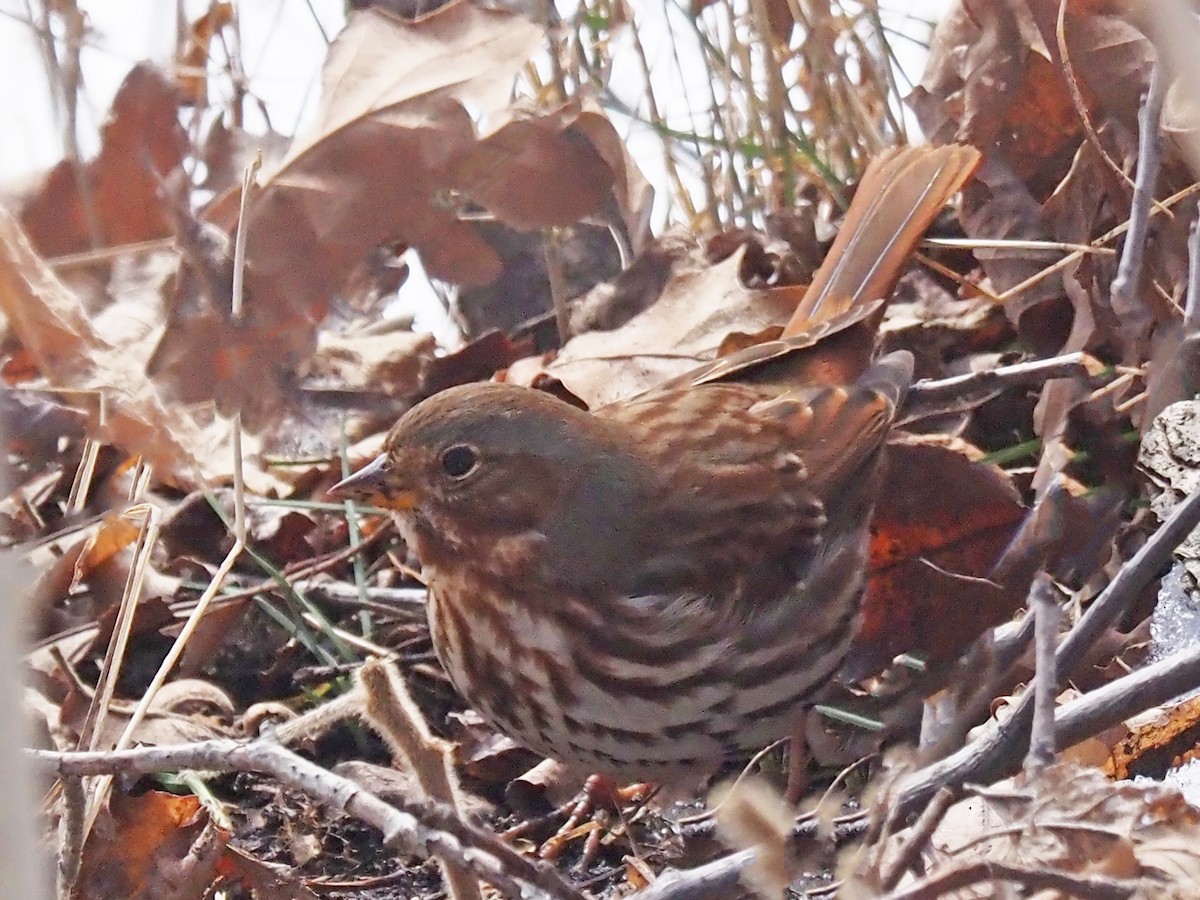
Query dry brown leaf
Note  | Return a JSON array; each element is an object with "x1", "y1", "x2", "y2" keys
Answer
[
  {"x1": 911, "y1": 0, "x2": 1149, "y2": 194},
  {"x1": 867, "y1": 764, "x2": 1200, "y2": 896},
  {"x1": 1139, "y1": 399, "x2": 1200, "y2": 582},
  {"x1": 150, "y1": 3, "x2": 646, "y2": 419},
  {"x1": 71, "y1": 510, "x2": 142, "y2": 589},
  {"x1": 176, "y1": 2, "x2": 234, "y2": 106},
  {"x1": 78, "y1": 790, "x2": 218, "y2": 900},
  {"x1": 307, "y1": 327, "x2": 435, "y2": 396},
  {"x1": 59, "y1": 677, "x2": 234, "y2": 752},
  {"x1": 0, "y1": 207, "x2": 283, "y2": 490},
  {"x1": 536, "y1": 248, "x2": 797, "y2": 406},
  {"x1": 19, "y1": 64, "x2": 186, "y2": 258},
  {"x1": 220, "y1": 846, "x2": 320, "y2": 900}
]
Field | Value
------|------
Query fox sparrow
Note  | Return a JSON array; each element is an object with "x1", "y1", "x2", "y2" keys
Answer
[{"x1": 333, "y1": 144, "x2": 981, "y2": 779}]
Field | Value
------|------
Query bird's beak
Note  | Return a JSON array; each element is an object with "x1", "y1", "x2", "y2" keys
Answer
[{"x1": 328, "y1": 453, "x2": 418, "y2": 510}]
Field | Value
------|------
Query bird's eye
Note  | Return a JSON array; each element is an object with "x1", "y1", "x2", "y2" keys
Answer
[{"x1": 440, "y1": 445, "x2": 478, "y2": 479}]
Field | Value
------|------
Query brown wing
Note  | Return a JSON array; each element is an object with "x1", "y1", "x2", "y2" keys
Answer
[
  {"x1": 598, "y1": 383, "x2": 824, "y2": 603},
  {"x1": 751, "y1": 351, "x2": 912, "y2": 532},
  {"x1": 598, "y1": 353, "x2": 911, "y2": 603}
]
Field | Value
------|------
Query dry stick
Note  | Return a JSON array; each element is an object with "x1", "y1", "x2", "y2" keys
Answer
[
  {"x1": 1025, "y1": 575, "x2": 1060, "y2": 774},
  {"x1": 1055, "y1": 637, "x2": 1200, "y2": 750},
  {"x1": 29, "y1": 740, "x2": 584, "y2": 900},
  {"x1": 642, "y1": 848, "x2": 756, "y2": 900},
  {"x1": 892, "y1": 483, "x2": 1200, "y2": 819},
  {"x1": 171, "y1": 520, "x2": 405, "y2": 611},
  {"x1": 1188, "y1": 214, "x2": 1200, "y2": 328},
  {"x1": 70, "y1": 503, "x2": 163, "y2": 875},
  {"x1": 639, "y1": 484, "x2": 1200, "y2": 900},
  {"x1": 924, "y1": 236, "x2": 1117, "y2": 255},
  {"x1": 33, "y1": 547, "x2": 422, "y2": 667},
  {"x1": 882, "y1": 860, "x2": 1137, "y2": 900},
  {"x1": 1055, "y1": 0, "x2": 1144, "y2": 210},
  {"x1": 543, "y1": 228, "x2": 571, "y2": 345},
  {"x1": 269, "y1": 689, "x2": 364, "y2": 748},
  {"x1": 996, "y1": 181, "x2": 1200, "y2": 305},
  {"x1": 75, "y1": 505, "x2": 162, "y2": 755},
  {"x1": 56, "y1": 776, "x2": 84, "y2": 900},
  {"x1": 357, "y1": 660, "x2": 482, "y2": 900},
  {"x1": 876, "y1": 788, "x2": 956, "y2": 893},
  {"x1": 70, "y1": 154, "x2": 260, "y2": 850},
  {"x1": 994, "y1": 606, "x2": 1038, "y2": 675},
  {"x1": 901, "y1": 352, "x2": 1099, "y2": 420},
  {"x1": 64, "y1": 437, "x2": 100, "y2": 513},
  {"x1": 1109, "y1": 62, "x2": 1166, "y2": 325}
]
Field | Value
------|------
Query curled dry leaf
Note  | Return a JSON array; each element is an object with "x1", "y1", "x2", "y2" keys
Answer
[
  {"x1": 1139, "y1": 399, "x2": 1200, "y2": 582},
  {"x1": 25, "y1": 509, "x2": 170, "y2": 641},
  {"x1": 220, "y1": 847, "x2": 321, "y2": 900},
  {"x1": 58, "y1": 677, "x2": 234, "y2": 753},
  {"x1": 910, "y1": 0, "x2": 1180, "y2": 365},
  {"x1": 446, "y1": 709, "x2": 541, "y2": 789}
]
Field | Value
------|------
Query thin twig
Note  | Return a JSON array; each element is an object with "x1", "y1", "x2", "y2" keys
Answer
[
  {"x1": 1187, "y1": 211, "x2": 1200, "y2": 328},
  {"x1": 1025, "y1": 575, "x2": 1060, "y2": 773},
  {"x1": 358, "y1": 661, "x2": 482, "y2": 900},
  {"x1": 902, "y1": 352, "x2": 1099, "y2": 420},
  {"x1": 997, "y1": 181, "x2": 1200, "y2": 304},
  {"x1": 1110, "y1": 62, "x2": 1167, "y2": 327},
  {"x1": 883, "y1": 859, "x2": 1136, "y2": 900},
  {"x1": 1055, "y1": 0, "x2": 1141, "y2": 204},
  {"x1": 1056, "y1": 638, "x2": 1200, "y2": 750},
  {"x1": 31, "y1": 740, "x2": 585, "y2": 900},
  {"x1": 877, "y1": 787, "x2": 955, "y2": 892},
  {"x1": 893, "y1": 483, "x2": 1200, "y2": 819},
  {"x1": 56, "y1": 776, "x2": 84, "y2": 899}
]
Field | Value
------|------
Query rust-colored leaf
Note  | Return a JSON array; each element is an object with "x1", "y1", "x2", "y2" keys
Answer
[
  {"x1": 853, "y1": 435, "x2": 1026, "y2": 671},
  {"x1": 78, "y1": 791, "x2": 215, "y2": 899},
  {"x1": 20, "y1": 65, "x2": 186, "y2": 258}
]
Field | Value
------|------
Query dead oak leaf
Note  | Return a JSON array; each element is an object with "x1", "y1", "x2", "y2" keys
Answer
[
  {"x1": 154, "y1": 4, "x2": 636, "y2": 419},
  {"x1": 19, "y1": 64, "x2": 186, "y2": 259}
]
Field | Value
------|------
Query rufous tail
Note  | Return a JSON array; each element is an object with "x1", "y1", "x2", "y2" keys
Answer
[{"x1": 783, "y1": 144, "x2": 981, "y2": 338}]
